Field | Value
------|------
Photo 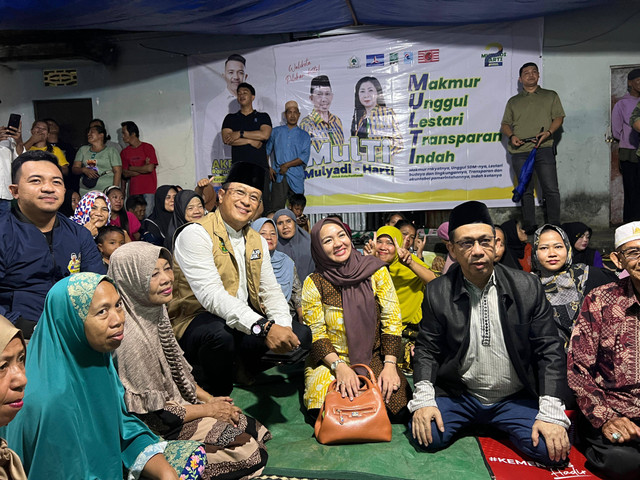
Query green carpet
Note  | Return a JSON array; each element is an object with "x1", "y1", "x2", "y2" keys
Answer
[{"x1": 233, "y1": 364, "x2": 491, "y2": 480}]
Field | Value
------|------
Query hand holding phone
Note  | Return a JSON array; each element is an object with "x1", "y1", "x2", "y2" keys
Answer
[{"x1": 6, "y1": 114, "x2": 21, "y2": 135}]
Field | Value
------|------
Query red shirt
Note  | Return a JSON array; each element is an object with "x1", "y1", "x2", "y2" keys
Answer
[{"x1": 121, "y1": 142, "x2": 158, "y2": 195}]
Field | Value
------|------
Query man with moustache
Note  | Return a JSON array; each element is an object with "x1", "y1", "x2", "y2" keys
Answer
[
  {"x1": 568, "y1": 221, "x2": 640, "y2": 479},
  {"x1": 0, "y1": 151, "x2": 105, "y2": 338},
  {"x1": 169, "y1": 162, "x2": 311, "y2": 396},
  {"x1": 410, "y1": 200, "x2": 570, "y2": 467},
  {"x1": 266, "y1": 100, "x2": 311, "y2": 210}
]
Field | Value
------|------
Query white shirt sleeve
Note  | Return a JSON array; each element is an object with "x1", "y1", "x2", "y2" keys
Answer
[
  {"x1": 407, "y1": 380, "x2": 438, "y2": 413},
  {"x1": 536, "y1": 395, "x2": 570, "y2": 429},
  {"x1": 173, "y1": 223, "x2": 262, "y2": 335},
  {"x1": 258, "y1": 236, "x2": 292, "y2": 328}
]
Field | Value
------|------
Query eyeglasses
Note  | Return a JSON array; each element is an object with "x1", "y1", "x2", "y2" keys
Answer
[
  {"x1": 619, "y1": 248, "x2": 640, "y2": 261},
  {"x1": 225, "y1": 187, "x2": 261, "y2": 205},
  {"x1": 454, "y1": 237, "x2": 495, "y2": 251}
]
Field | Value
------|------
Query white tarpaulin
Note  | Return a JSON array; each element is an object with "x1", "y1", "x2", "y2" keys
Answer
[{"x1": 188, "y1": 19, "x2": 542, "y2": 213}]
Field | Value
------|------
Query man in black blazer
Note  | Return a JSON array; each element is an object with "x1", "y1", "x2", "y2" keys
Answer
[{"x1": 409, "y1": 201, "x2": 570, "y2": 467}]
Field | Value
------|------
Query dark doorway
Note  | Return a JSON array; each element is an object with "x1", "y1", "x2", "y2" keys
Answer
[{"x1": 33, "y1": 98, "x2": 93, "y2": 150}]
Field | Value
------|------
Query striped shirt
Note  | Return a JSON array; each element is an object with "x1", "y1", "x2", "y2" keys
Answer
[
  {"x1": 461, "y1": 273, "x2": 523, "y2": 403},
  {"x1": 299, "y1": 109, "x2": 344, "y2": 152}
]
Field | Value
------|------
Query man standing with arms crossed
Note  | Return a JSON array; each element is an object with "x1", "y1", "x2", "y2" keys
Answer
[
  {"x1": 200, "y1": 54, "x2": 248, "y2": 180},
  {"x1": 222, "y1": 82, "x2": 272, "y2": 211},
  {"x1": 120, "y1": 121, "x2": 158, "y2": 216},
  {"x1": 501, "y1": 62, "x2": 565, "y2": 234}
]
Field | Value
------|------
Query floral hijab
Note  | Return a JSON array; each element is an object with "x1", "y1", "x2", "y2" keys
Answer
[{"x1": 71, "y1": 191, "x2": 111, "y2": 226}]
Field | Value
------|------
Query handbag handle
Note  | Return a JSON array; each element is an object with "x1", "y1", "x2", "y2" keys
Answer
[
  {"x1": 313, "y1": 362, "x2": 381, "y2": 440},
  {"x1": 350, "y1": 364, "x2": 377, "y2": 383}
]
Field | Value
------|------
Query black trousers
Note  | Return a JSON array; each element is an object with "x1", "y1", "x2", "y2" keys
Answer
[
  {"x1": 511, "y1": 147, "x2": 561, "y2": 231},
  {"x1": 619, "y1": 155, "x2": 640, "y2": 223},
  {"x1": 579, "y1": 415, "x2": 640, "y2": 480},
  {"x1": 179, "y1": 311, "x2": 312, "y2": 396}
]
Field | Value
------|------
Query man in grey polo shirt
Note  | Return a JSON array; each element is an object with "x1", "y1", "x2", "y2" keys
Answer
[{"x1": 501, "y1": 62, "x2": 565, "y2": 234}]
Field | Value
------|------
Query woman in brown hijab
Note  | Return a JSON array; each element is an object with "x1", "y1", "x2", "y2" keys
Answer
[
  {"x1": 0, "y1": 316, "x2": 27, "y2": 480},
  {"x1": 301, "y1": 217, "x2": 410, "y2": 421}
]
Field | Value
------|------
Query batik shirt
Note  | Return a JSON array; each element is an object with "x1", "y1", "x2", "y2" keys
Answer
[
  {"x1": 567, "y1": 277, "x2": 640, "y2": 428},
  {"x1": 299, "y1": 109, "x2": 344, "y2": 152}
]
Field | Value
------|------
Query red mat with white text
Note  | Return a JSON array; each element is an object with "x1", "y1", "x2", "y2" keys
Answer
[{"x1": 477, "y1": 437, "x2": 600, "y2": 480}]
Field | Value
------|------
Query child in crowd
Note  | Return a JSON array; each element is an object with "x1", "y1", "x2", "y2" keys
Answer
[
  {"x1": 105, "y1": 186, "x2": 140, "y2": 240},
  {"x1": 126, "y1": 194, "x2": 147, "y2": 222},
  {"x1": 288, "y1": 193, "x2": 310, "y2": 232},
  {"x1": 96, "y1": 225, "x2": 126, "y2": 266}
]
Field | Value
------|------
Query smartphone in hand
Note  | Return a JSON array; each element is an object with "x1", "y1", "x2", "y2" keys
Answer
[{"x1": 6, "y1": 113, "x2": 21, "y2": 134}]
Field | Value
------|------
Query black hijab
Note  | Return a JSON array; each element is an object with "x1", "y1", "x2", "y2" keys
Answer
[
  {"x1": 164, "y1": 190, "x2": 204, "y2": 251},
  {"x1": 500, "y1": 219, "x2": 526, "y2": 261},
  {"x1": 495, "y1": 225, "x2": 520, "y2": 270},
  {"x1": 561, "y1": 222, "x2": 596, "y2": 266},
  {"x1": 146, "y1": 185, "x2": 177, "y2": 240}
]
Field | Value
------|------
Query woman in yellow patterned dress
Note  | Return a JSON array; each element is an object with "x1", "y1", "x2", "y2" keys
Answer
[{"x1": 302, "y1": 217, "x2": 411, "y2": 420}]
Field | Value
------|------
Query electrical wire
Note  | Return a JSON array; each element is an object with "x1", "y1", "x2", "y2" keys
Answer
[{"x1": 546, "y1": 5, "x2": 640, "y2": 48}]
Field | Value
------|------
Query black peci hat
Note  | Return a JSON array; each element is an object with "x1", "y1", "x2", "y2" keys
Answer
[
  {"x1": 224, "y1": 162, "x2": 266, "y2": 192},
  {"x1": 448, "y1": 200, "x2": 494, "y2": 238}
]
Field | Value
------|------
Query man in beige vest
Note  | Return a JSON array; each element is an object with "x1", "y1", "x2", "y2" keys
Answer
[{"x1": 170, "y1": 161, "x2": 311, "y2": 395}]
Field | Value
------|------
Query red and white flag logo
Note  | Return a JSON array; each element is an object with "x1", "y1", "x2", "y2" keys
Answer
[{"x1": 418, "y1": 49, "x2": 440, "y2": 63}]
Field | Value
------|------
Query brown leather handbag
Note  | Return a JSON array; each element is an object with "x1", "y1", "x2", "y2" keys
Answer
[{"x1": 314, "y1": 363, "x2": 392, "y2": 445}]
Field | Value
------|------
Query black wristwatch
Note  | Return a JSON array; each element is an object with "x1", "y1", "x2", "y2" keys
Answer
[
  {"x1": 251, "y1": 318, "x2": 273, "y2": 337},
  {"x1": 240, "y1": 130, "x2": 245, "y2": 138}
]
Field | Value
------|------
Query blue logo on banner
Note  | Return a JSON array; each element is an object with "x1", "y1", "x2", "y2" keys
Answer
[
  {"x1": 482, "y1": 43, "x2": 506, "y2": 67},
  {"x1": 403, "y1": 52, "x2": 414, "y2": 64},
  {"x1": 366, "y1": 54, "x2": 384, "y2": 67}
]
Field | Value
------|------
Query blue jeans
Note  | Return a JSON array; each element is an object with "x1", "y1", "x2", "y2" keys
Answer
[
  {"x1": 511, "y1": 147, "x2": 560, "y2": 230},
  {"x1": 409, "y1": 393, "x2": 566, "y2": 467}
]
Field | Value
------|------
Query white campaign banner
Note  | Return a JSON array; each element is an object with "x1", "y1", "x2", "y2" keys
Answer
[{"x1": 188, "y1": 19, "x2": 543, "y2": 213}]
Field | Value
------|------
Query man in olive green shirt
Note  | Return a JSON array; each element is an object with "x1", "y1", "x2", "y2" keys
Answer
[{"x1": 501, "y1": 62, "x2": 565, "y2": 234}]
